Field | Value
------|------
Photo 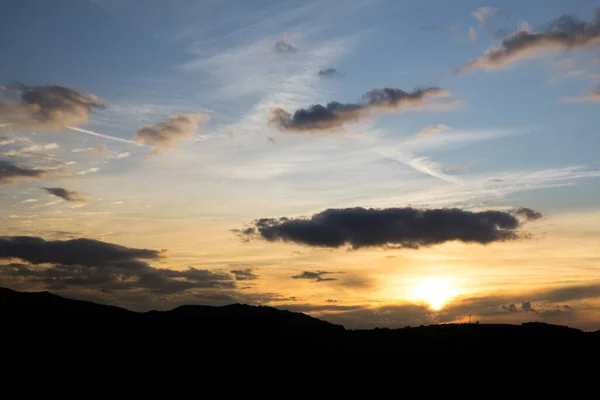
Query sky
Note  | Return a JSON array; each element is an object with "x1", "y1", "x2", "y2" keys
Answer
[{"x1": 1, "y1": 0, "x2": 600, "y2": 330}]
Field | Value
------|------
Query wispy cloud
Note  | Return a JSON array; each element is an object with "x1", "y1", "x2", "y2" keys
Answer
[
  {"x1": 417, "y1": 124, "x2": 450, "y2": 136},
  {"x1": 564, "y1": 87, "x2": 600, "y2": 102},
  {"x1": 76, "y1": 167, "x2": 100, "y2": 175}
]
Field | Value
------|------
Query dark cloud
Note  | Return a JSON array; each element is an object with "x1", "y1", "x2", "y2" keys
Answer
[
  {"x1": 238, "y1": 206, "x2": 541, "y2": 249},
  {"x1": 270, "y1": 102, "x2": 367, "y2": 132},
  {"x1": 291, "y1": 271, "x2": 338, "y2": 282},
  {"x1": 362, "y1": 87, "x2": 449, "y2": 110},
  {"x1": 270, "y1": 87, "x2": 452, "y2": 132},
  {"x1": 0, "y1": 159, "x2": 47, "y2": 185},
  {"x1": 533, "y1": 283, "x2": 600, "y2": 303},
  {"x1": 318, "y1": 68, "x2": 341, "y2": 77},
  {"x1": 134, "y1": 113, "x2": 209, "y2": 153},
  {"x1": 274, "y1": 39, "x2": 298, "y2": 53},
  {"x1": 44, "y1": 187, "x2": 86, "y2": 203},
  {"x1": 0, "y1": 236, "x2": 162, "y2": 267},
  {"x1": 0, "y1": 236, "x2": 234, "y2": 294},
  {"x1": 0, "y1": 84, "x2": 104, "y2": 131},
  {"x1": 521, "y1": 301, "x2": 535, "y2": 313},
  {"x1": 515, "y1": 207, "x2": 543, "y2": 221},
  {"x1": 231, "y1": 269, "x2": 259, "y2": 281},
  {"x1": 457, "y1": 9, "x2": 600, "y2": 73}
]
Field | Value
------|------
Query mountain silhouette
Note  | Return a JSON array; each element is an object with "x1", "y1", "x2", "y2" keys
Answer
[{"x1": 2, "y1": 287, "x2": 599, "y2": 351}]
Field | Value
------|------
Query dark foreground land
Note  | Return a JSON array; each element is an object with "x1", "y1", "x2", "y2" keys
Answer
[{"x1": 2, "y1": 287, "x2": 599, "y2": 352}]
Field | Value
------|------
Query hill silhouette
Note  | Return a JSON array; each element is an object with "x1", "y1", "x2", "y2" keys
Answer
[{"x1": 2, "y1": 287, "x2": 599, "y2": 350}]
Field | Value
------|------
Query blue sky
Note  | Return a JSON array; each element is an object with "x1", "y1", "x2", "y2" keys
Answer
[{"x1": 1, "y1": 0, "x2": 600, "y2": 329}]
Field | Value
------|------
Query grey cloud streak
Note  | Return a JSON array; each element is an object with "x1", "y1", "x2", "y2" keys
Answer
[
  {"x1": 44, "y1": 187, "x2": 86, "y2": 203},
  {"x1": 0, "y1": 84, "x2": 104, "y2": 131},
  {"x1": 291, "y1": 271, "x2": 338, "y2": 282},
  {"x1": 237, "y1": 207, "x2": 542, "y2": 249},
  {"x1": 457, "y1": 9, "x2": 600, "y2": 73},
  {"x1": 270, "y1": 87, "x2": 453, "y2": 133},
  {"x1": 0, "y1": 160, "x2": 47, "y2": 185}
]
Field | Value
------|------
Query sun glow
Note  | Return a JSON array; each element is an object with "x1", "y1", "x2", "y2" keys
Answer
[{"x1": 411, "y1": 276, "x2": 458, "y2": 311}]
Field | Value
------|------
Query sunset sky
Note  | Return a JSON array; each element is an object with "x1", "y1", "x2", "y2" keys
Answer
[{"x1": 1, "y1": 0, "x2": 600, "y2": 330}]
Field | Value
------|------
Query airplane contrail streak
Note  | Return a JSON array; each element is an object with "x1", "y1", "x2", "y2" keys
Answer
[{"x1": 66, "y1": 126, "x2": 143, "y2": 146}]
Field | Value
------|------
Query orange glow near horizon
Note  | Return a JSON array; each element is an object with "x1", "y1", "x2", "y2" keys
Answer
[{"x1": 410, "y1": 276, "x2": 459, "y2": 311}]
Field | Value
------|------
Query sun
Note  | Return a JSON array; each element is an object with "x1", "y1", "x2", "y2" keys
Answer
[{"x1": 411, "y1": 276, "x2": 458, "y2": 311}]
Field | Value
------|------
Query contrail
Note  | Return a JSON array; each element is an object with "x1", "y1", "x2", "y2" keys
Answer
[
  {"x1": 355, "y1": 134, "x2": 462, "y2": 184},
  {"x1": 66, "y1": 126, "x2": 143, "y2": 146}
]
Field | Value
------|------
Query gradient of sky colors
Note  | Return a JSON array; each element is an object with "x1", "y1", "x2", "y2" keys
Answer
[{"x1": 1, "y1": 0, "x2": 600, "y2": 329}]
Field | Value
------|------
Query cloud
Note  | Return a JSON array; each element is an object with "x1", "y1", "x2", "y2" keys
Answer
[
  {"x1": 457, "y1": 9, "x2": 600, "y2": 73},
  {"x1": 21, "y1": 199, "x2": 37, "y2": 204},
  {"x1": 471, "y1": 7, "x2": 510, "y2": 39},
  {"x1": 291, "y1": 271, "x2": 338, "y2": 282},
  {"x1": 4, "y1": 143, "x2": 59, "y2": 156},
  {"x1": 237, "y1": 206, "x2": 541, "y2": 249},
  {"x1": 564, "y1": 87, "x2": 600, "y2": 102},
  {"x1": 231, "y1": 269, "x2": 259, "y2": 281},
  {"x1": 270, "y1": 102, "x2": 368, "y2": 132},
  {"x1": 112, "y1": 152, "x2": 131, "y2": 159},
  {"x1": 71, "y1": 145, "x2": 110, "y2": 156},
  {"x1": 44, "y1": 187, "x2": 86, "y2": 203},
  {"x1": 417, "y1": 124, "x2": 450, "y2": 136},
  {"x1": 521, "y1": 301, "x2": 536, "y2": 313},
  {"x1": 533, "y1": 283, "x2": 600, "y2": 303},
  {"x1": 274, "y1": 39, "x2": 298, "y2": 53},
  {"x1": 0, "y1": 236, "x2": 235, "y2": 294},
  {"x1": 270, "y1": 87, "x2": 452, "y2": 132},
  {"x1": 515, "y1": 207, "x2": 543, "y2": 221},
  {"x1": 0, "y1": 236, "x2": 162, "y2": 267},
  {"x1": 318, "y1": 68, "x2": 341, "y2": 77},
  {"x1": 134, "y1": 113, "x2": 209, "y2": 153},
  {"x1": 76, "y1": 167, "x2": 100, "y2": 175},
  {"x1": 472, "y1": 7, "x2": 502, "y2": 24},
  {"x1": 0, "y1": 135, "x2": 19, "y2": 146},
  {"x1": 469, "y1": 27, "x2": 477, "y2": 42},
  {"x1": 0, "y1": 84, "x2": 104, "y2": 131},
  {"x1": 0, "y1": 159, "x2": 47, "y2": 184}
]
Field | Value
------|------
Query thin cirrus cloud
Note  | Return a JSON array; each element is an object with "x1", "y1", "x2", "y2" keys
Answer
[
  {"x1": 236, "y1": 206, "x2": 542, "y2": 250},
  {"x1": 0, "y1": 236, "x2": 235, "y2": 294},
  {"x1": 0, "y1": 84, "x2": 105, "y2": 131},
  {"x1": 71, "y1": 145, "x2": 110, "y2": 156},
  {"x1": 457, "y1": 9, "x2": 600, "y2": 73},
  {"x1": 270, "y1": 87, "x2": 454, "y2": 133},
  {"x1": 43, "y1": 187, "x2": 86, "y2": 203},
  {"x1": 134, "y1": 113, "x2": 210, "y2": 153},
  {"x1": 76, "y1": 167, "x2": 100, "y2": 175},
  {"x1": 468, "y1": 27, "x2": 477, "y2": 42},
  {"x1": 564, "y1": 87, "x2": 600, "y2": 102},
  {"x1": 417, "y1": 124, "x2": 450, "y2": 136},
  {"x1": 0, "y1": 159, "x2": 47, "y2": 185}
]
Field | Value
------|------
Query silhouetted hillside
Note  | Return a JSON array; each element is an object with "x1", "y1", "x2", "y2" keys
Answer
[{"x1": 2, "y1": 287, "x2": 599, "y2": 350}]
